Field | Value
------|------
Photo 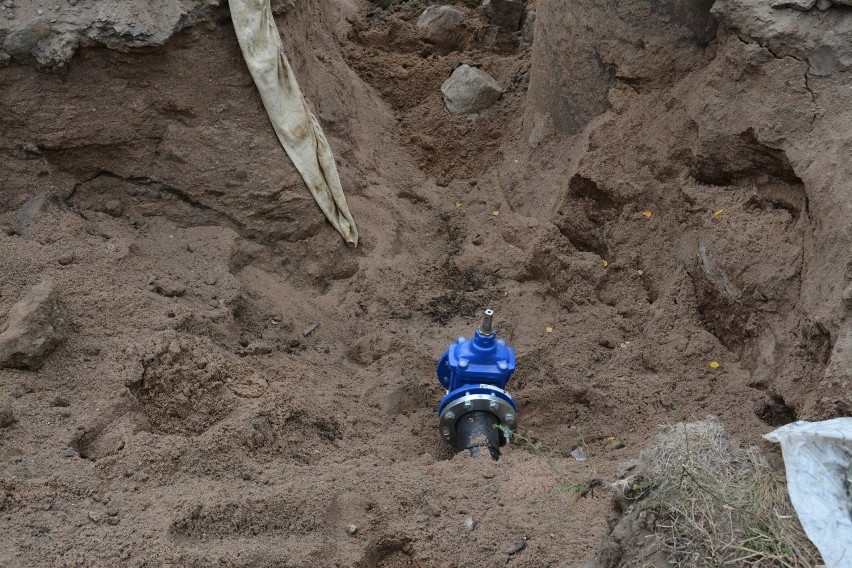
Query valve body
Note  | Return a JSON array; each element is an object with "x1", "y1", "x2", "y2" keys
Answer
[{"x1": 436, "y1": 309, "x2": 517, "y2": 459}]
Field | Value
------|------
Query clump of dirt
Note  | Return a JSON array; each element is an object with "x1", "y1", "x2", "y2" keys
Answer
[{"x1": 0, "y1": 0, "x2": 849, "y2": 566}]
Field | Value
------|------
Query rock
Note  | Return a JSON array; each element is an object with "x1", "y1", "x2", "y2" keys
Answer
[
  {"x1": 101, "y1": 199, "x2": 124, "y2": 217},
  {"x1": 816, "y1": 0, "x2": 832, "y2": 9},
  {"x1": 88, "y1": 511, "x2": 101, "y2": 523},
  {"x1": 522, "y1": 11, "x2": 535, "y2": 42},
  {"x1": 64, "y1": 448, "x2": 76, "y2": 458},
  {"x1": 346, "y1": 523, "x2": 358, "y2": 535},
  {"x1": 153, "y1": 279, "x2": 186, "y2": 298},
  {"x1": 441, "y1": 64, "x2": 503, "y2": 115},
  {"x1": 0, "y1": 395, "x2": 14, "y2": 428},
  {"x1": 1, "y1": 0, "x2": 221, "y2": 68},
  {"x1": 0, "y1": 282, "x2": 67, "y2": 370},
  {"x1": 712, "y1": 0, "x2": 852, "y2": 75},
  {"x1": 12, "y1": 193, "x2": 67, "y2": 239},
  {"x1": 481, "y1": 0, "x2": 525, "y2": 31},
  {"x1": 57, "y1": 251, "x2": 75, "y2": 265},
  {"x1": 771, "y1": 0, "x2": 817, "y2": 9},
  {"x1": 416, "y1": 5, "x2": 465, "y2": 52},
  {"x1": 2, "y1": 19, "x2": 50, "y2": 60}
]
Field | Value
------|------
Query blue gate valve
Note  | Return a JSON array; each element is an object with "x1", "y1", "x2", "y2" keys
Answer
[{"x1": 436, "y1": 309, "x2": 517, "y2": 459}]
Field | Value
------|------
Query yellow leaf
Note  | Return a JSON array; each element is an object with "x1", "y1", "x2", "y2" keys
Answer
[
  {"x1": 713, "y1": 209, "x2": 724, "y2": 217},
  {"x1": 455, "y1": 202, "x2": 463, "y2": 209},
  {"x1": 709, "y1": 360, "x2": 720, "y2": 369},
  {"x1": 602, "y1": 260, "x2": 609, "y2": 268},
  {"x1": 642, "y1": 210, "x2": 653, "y2": 218},
  {"x1": 491, "y1": 210, "x2": 500, "y2": 217},
  {"x1": 606, "y1": 436, "x2": 616, "y2": 442},
  {"x1": 546, "y1": 326, "x2": 553, "y2": 333}
]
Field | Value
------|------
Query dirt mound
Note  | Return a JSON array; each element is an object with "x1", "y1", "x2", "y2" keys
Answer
[{"x1": 0, "y1": 0, "x2": 849, "y2": 566}]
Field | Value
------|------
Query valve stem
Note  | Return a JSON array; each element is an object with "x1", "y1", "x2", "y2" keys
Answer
[{"x1": 479, "y1": 308, "x2": 494, "y2": 335}]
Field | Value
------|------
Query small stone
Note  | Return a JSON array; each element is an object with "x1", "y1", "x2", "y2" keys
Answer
[
  {"x1": 522, "y1": 11, "x2": 535, "y2": 42},
  {"x1": 103, "y1": 200, "x2": 123, "y2": 217},
  {"x1": 36, "y1": 8, "x2": 43, "y2": 14},
  {"x1": 481, "y1": 0, "x2": 525, "y2": 31},
  {"x1": 153, "y1": 279, "x2": 186, "y2": 298},
  {"x1": 441, "y1": 65, "x2": 503, "y2": 116},
  {"x1": 0, "y1": 281, "x2": 67, "y2": 370},
  {"x1": 57, "y1": 251, "x2": 75, "y2": 265},
  {"x1": 203, "y1": 274, "x2": 217, "y2": 286},
  {"x1": 816, "y1": 0, "x2": 832, "y2": 8},
  {"x1": 464, "y1": 516, "x2": 476, "y2": 531},
  {"x1": 346, "y1": 523, "x2": 358, "y2": 535},
  {"x1": 0, "y1": 395, "x2": 14, "y2": 427},
  {"x1": 11, "y1": 193, "x2": 66, "y2": 239},
  {"x1": 63, "y1": 448, "x2": 76, "y2": 458},
  {"x1": 106, "y1": 506, "x2": 119, "y2": 517},
  {"x1": 88, "y1": 511, "x2": 101, "y2": 523}
]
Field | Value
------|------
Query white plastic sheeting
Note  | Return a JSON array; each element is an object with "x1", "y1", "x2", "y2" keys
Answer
[
  {"x1": 764, "y1": 418, "x2": 852, "y2": 568},
  {"x1": 230, "y1": 0, "x2": 359, "y2": 246}
]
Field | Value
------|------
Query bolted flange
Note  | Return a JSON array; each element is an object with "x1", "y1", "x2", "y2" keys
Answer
[{"x1": 435, "y1": 309, "x2": 518, "y2": 457}]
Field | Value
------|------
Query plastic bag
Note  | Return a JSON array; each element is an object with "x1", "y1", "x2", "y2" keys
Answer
[{"x1": 764, "y1": 418, "x2": 852, "y2": 568}]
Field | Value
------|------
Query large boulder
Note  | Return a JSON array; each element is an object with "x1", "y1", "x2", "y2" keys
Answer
[
  {"x1": 417, "y1": 5, "x2": 465, "y2": 52},
  {"x1": 441, "y1": 64, "x2": 503, "y2": 115},
  {"x1": 0, "y1": 282, "x2": 67, "y2": 370}
]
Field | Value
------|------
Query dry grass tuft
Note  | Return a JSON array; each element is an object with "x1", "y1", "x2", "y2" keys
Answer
[{"x1": 619, "y1": 418, "x2": 821, "y2": 568}]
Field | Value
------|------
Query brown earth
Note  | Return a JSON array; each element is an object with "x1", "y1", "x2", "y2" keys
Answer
[{"x1": 0, "y1": 0, "x2": 849, "y2": 566}]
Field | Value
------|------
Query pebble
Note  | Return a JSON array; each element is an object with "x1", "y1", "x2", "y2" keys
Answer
[
  {"x1": 63, "y1": 448, "x2": 76, "y2": 458},
  {"x1": 154, "y1": 279, "x2": 186, "y2": 298},
  {"x1": 346, "y1": 523, "x2": 358, "y2": 535},
  {"x1": 88, "y1": 511, "x2": 101, "y2": 523},
  {"x1": 57, "y1": 251, "x2": 75, "y2": 265},
  {"x1": 464, "y1": 516, "x2": 476, "y2": 531}
]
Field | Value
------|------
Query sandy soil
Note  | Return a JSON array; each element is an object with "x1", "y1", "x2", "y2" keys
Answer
[{"x1": 0, "y1": 0, "x2": 849, "y2": 566}]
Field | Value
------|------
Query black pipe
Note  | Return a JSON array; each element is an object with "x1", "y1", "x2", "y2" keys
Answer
[{"x1": 455, "y1": 411, "x2": 500, "y2": 460}]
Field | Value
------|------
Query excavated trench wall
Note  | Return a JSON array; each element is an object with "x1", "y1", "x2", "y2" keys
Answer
[{"x1": 0, "y1": 0, "x2": 850, "y2": 566}]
